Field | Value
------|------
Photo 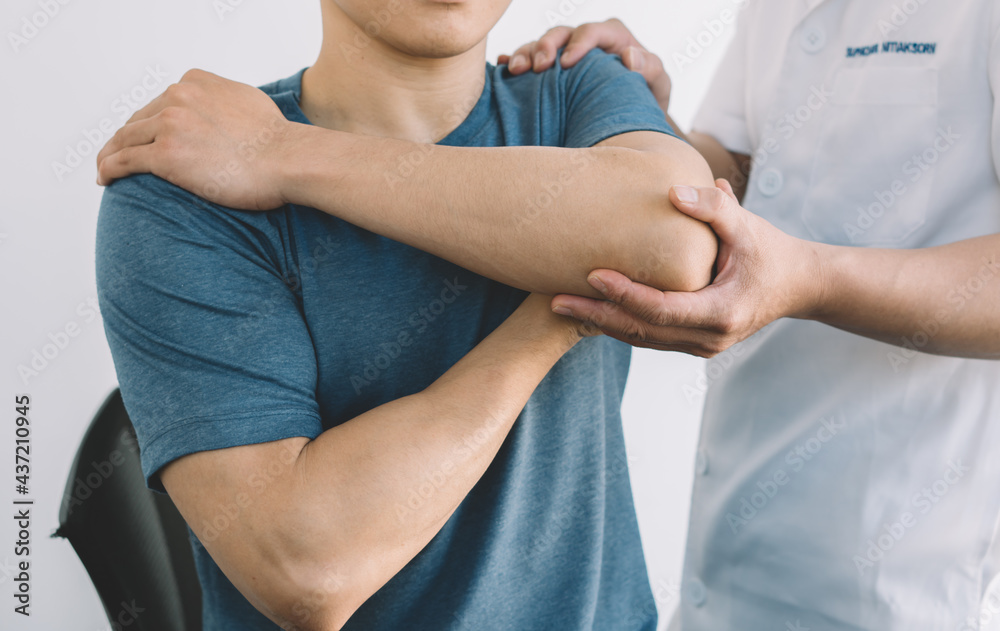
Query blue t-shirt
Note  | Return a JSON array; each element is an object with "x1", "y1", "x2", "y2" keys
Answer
[{"x1": 97, "y1": 50, "x2": 676, "y2": 631}]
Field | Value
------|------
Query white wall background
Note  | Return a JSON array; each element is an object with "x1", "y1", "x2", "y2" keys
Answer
[{"x1": 0, "y1": 1, "x2": 737, "y2": 628}]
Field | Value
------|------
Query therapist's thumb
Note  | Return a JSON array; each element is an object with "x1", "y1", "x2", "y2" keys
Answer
[{"x1": 669, "y1": 183, "x2": 739, "y2": 228}]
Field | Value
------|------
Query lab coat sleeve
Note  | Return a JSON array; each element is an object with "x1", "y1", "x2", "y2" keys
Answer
[
  {"x1": 691, "y1": 8, "x2": 752, "y2": 156},
  {"x1": 989, "y1": 13, "x2": 1000, "y2": 184}
]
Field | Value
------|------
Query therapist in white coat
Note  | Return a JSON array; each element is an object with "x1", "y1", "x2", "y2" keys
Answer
[{"x1": 507, "y1": 2, "x2": 1000, "y2": 630}]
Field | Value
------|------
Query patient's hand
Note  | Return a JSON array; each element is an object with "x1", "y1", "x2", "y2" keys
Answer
[
  {"x1": 498, "y1": 19, "x2": 672, "y2": 115},
  {"x1": 96, "y1": 68, "x2": 295, "y2": 210}
]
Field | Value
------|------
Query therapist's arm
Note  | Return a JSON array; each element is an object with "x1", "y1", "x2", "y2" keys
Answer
[
  {"x1": 162, "y1": 294, "x2": 588, "y2": 631},
  {"x1": 94, "y1": 70, "x2": 718, "y2": 298},
  {"x1": 500, "y1": 19, "x2": 753, "y2": 201},
  {"x1": 552, "y1": 182, "x2": 1000, "y2": 360}
]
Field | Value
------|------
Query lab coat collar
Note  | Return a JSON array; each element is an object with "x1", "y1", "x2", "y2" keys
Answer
[{"x1": 799, "y1": 0, "x2": 833, "y2": 24}]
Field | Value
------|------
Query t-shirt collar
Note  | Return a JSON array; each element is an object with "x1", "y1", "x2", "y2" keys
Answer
[{"x1": 268, "y1": 65, "x2": 495, "y2": 145}]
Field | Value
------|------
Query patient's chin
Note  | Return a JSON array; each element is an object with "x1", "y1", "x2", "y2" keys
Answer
[{"x1": 384, "y1": 27, "x2": 487, "y2": 60}]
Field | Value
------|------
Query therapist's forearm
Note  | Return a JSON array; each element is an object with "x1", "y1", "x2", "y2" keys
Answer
[
  {"x1": 686, "y1": 131, "x2": 751, "y2": 202},
  {"x1": 660, "y1": 112, "x2": 750, "y2": 201},
  {"x1": 807, "y1": 233, "x2": 1000, "y2": 358},
  {"x1": 279, "y1": 125, "x2": 718, "y2": 297}
]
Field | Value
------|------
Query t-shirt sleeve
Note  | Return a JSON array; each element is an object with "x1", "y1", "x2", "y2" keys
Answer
[
  {"x1": 561, "y1": 49, "x2": 679, "y2": 149},
  {"x1": 96, "y1": 174, "x2": 323, "y2": 492},
  {"x1": 691, "y1": 9, "x2": 752, "y2": 155}
]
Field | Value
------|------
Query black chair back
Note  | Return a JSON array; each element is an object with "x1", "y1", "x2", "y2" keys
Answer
[{"x1": 55, "y1": 389, "x2": 201, "y2": 631}]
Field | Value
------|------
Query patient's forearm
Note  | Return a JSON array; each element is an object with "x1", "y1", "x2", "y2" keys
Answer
[
  {"x1": 279, "y1": 126, "x2": 718, "y2": 296},
  {"x1": 165, "y1": 296, "x2": 583, "y2": 630}
]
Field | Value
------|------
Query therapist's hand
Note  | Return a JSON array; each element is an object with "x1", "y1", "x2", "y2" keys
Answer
[
  {"x1": 498, "y1": 19, "x2": 672, "y2": 114},
  {"x1": 551, "y1": 180, "x2": 823, "y2": 358},
  {"x1": 96, "y1": 69, "x2": 296, "y2": 210}
]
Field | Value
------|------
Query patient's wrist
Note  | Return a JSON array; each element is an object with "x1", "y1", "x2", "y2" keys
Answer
[{"x1": 274, "y1": 121, "x2": 331, "y2": 207}]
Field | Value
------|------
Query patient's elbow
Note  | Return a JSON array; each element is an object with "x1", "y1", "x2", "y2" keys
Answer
[
  {"x1": 267, "y1": 561, "x2": 358, "y2": 631},
  {"x1": 627, "y1": 146, "x2": 719, "y2": 293},
  {"x1": 667, "y1": 216, "x2": 718, "y2": 292},
  {"x1": 628, "y1": 212, "x2": 717, "y2": 293}
]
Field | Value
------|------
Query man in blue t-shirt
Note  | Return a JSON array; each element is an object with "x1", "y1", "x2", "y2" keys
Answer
[{"x1": 95, "y1": 1, "x2": 716, "y2": 629}]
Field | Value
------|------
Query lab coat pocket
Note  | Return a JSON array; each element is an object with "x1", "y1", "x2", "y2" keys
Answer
[{"x1": 800, "y1": 66, "x2": 939, "y2": 247}]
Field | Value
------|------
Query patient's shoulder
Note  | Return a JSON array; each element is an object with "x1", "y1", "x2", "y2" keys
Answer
[{"x1": 97, "y1": 173, "x2": 287, "y2": 288}]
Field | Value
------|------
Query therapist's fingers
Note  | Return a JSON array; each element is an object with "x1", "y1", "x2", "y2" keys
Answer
[
  {"x1": 531, "y1": 26, "x2": 574, "y2": 71},
  {"x1": 601, "y1": 330, "x2": 719, "y2": 356},
  {"x1": 620, "y1": 46, "x2": 672, "y2": 108},
  {"x1": 715, "y1": 178, "x2": 737, "y2": 198},
  {"x1": 499, "y1": 26, "x2": 574, "y2": 74},
  {"x1": 549, "y1": 270, "x2": 720, "y2": 330},
  {"x1": 560, "y1": 18, "x2": 641, "y2": 67},
  {"x1": 550, "y1": 293, "x2": 724, "y2": 356},
  {"x1": 669, "y1": 182, "x2": 747, "y2": 244},
  {"x1": 500, "y1": 41, "x2": 540, "y2": 74},
  {"x1": 586, "y1": 270, "x2": 722, "y2": 329}
]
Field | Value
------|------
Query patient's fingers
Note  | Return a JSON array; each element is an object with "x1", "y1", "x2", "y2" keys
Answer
[
  {"x1": 97, "y1": 144, "x2": 158, "y2": 186},
  {"x1": 96, "y1": 115, "x2": 163, "y2": 178}
]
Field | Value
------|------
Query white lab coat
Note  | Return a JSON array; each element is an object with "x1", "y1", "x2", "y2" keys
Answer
[{"x1": 676, "y1": 0, "x2": 1000, "y2": 629}]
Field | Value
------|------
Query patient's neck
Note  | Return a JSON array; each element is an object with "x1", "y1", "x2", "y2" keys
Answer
[{"x1": 301, "y1": 7, "x2": 487, "y2": 144}]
